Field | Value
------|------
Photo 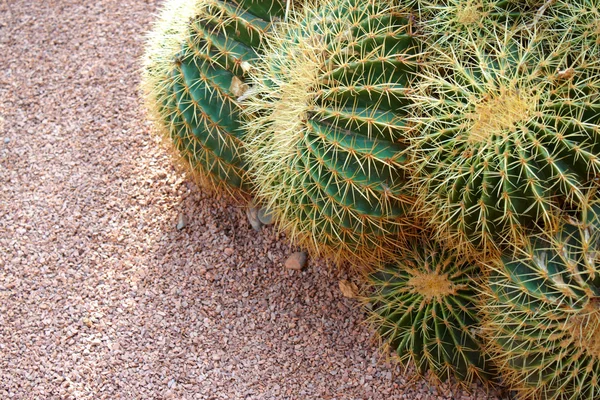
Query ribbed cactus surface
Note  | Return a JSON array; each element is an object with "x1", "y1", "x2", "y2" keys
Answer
[
  {"x1": 242, "y1": 0, "x2": 419, "y2": 265},
  {"x1": 484, "y1": 203, "x2": 600, "y2": 400},
  {"x1": 407, "y1": 13, "x2": 600, "y2": 254},
  {"x1": 142, "y1": 0, "x2": 287, "y2": 194},
  {"x1": 365, "y1": 237, "x2": 492, "y2": 386}
]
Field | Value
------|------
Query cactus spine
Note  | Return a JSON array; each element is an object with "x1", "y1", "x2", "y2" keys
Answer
[
  {"x1": 365, "y1": 237, "x2": 493, "y2": 386},
  {"x1": 142, "y1": 0, "x2": 288, "y2": 195},
  {"x1": 242, "y1": 0, "x2": 419, "y2": 265}
]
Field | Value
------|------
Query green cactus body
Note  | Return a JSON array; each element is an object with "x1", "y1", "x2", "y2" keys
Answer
[
  {"x1": 242, "y1": 0, "x2": 419, "y2": 266},
  {"x1": 142, "y1": 0, "x2": 288, "y2": 195},
  {"x1": 365, "y1": 237, "x2": 493, "y2": 386},
  {"x1": 484, "y1": 204, "x2": 600, "y2": 400},
  {"x1": 407, "y1": 18, "x2": 600, "y2": 255}
]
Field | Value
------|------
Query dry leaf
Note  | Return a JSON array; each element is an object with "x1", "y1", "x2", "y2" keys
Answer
[
  {"x1": 240, "y1": 61, "x2": 252, "y2": 73},
  {"x1": 339, "y1": 280, "x2": 358, "y2": 299},
  {"x1": 230, "y1": 76, "x2": 248, "y2": 98},
  {"x1": 556, "y1": 67, "x2": 575, "y2": 80}
]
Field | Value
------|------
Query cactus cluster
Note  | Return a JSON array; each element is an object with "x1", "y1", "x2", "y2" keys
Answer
[
  {"x1": 241, "y1": 0, "x2": 419, "y2": 264},
  {"x1": 141, "y1": 0, "x2": 288, "y2": 195},
  {"x1": 142, "y1": 0, "x2": 600, "y2": 395}
]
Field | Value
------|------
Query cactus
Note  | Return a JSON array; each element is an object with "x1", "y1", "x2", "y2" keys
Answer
[
  {"x1": 242, "y1": 0, "x2": 419, "y2": 265},
  {"x1": 407, "y1": 16, "x2": 600, "y2": 255},
  {"x1": 483, "y1": 201, "x2": 600, "y2": 400},
  {"x1": 141, "y1": 0, "x2": 290, "y2": 195},
  {"x1": 364, "y1": 236, "x2": 493, "y2": 386}
]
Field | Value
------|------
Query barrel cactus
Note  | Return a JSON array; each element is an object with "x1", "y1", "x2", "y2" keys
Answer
[
  {"x1": 141, "y1": 0, "x2": 290, "y2": 195},
  {"x1": 483, "y1": 201, "x2": 600, "y2": 399},
  {"x1": 242, "y1": 0, "x2": 419, "y2": 265},
  {"x1": 407, "y1": 13, "x2": 600, "y2": 255},
  {"x1": 365, "y1": 236, "x2": 493, "y2": 386}
]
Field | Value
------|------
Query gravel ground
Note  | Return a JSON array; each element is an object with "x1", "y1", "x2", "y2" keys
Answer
[{"x1": 0, "y1": 1, "x2": 505, "y2": 399}]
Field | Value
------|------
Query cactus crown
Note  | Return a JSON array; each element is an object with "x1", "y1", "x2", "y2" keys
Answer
[
  {"x1": 242, "y1": 0, "x2": 420, "y2": 265},
  {"x1": 406, "y1": 268, "x2": 456, "y2": 298},
  {"x1": 416, "y1": 0, "x2": 531, "y2": 42},
  {"x1": 567, "y1": 298, "x2": 600, "y2": 359}
]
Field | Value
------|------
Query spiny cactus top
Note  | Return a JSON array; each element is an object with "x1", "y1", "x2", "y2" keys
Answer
[
  {"x1": 141, "y1": 0, "x2": 288, "y2": 196},
  {"x1": 365, "y1": 237, "x2": 493, "y2": 386},
  {"x1": 407, "y1": 14, "x2": 600, "y2": 255},
  {"x1": 414, "y1": 0, "x2": 541, "y2": 47},
  {"x1": 242, "y1": 0, "x2": 419, "y2": 266},
  {"x1": 483, "y1": 202, "x2": 600, "y2": 400}
]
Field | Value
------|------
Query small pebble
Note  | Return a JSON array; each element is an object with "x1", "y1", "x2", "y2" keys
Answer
[
  {"x1": 245, "y1": 203, "x2": 263, "y2": 231},
  {"x1": 285, "y1": 251, "x2": 308, "y2": 271},
  {"x1": 257, "y1": 207, "x2": 275, "y2": 225},
  {"x1": 3, "y1": 137, "x2": 9, "y2": 144},
  {"x1": 224, "y1": 247, "x2": 234, "y2": 256},
  {"x1": 176, "y1": 212, "x2": 186, "y2": 230}
]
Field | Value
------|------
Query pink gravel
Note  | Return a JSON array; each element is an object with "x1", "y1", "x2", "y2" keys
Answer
[{"x1": 0, "y1": 1, "x2": 506, "y2": 399}]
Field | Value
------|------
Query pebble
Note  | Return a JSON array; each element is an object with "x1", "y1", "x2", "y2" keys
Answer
[
  {"x1": 224, "y1": 247, "x2": 234, "y2": 256},
  {"x1": 176, "y1": 212, "x2": 187, "y2": 230},
  {"x1": 257, "y1": 206, "x2": 275, "y2": 225},
  {"x1": 245, "y1": 203, "x2": 263, "y2": 231},
  {"x1": 284, "y1": 251, "x2": 308, "y2": 271},
  {"x1": 3, "y1": 137, "x2": 9, "y2": 144}
]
